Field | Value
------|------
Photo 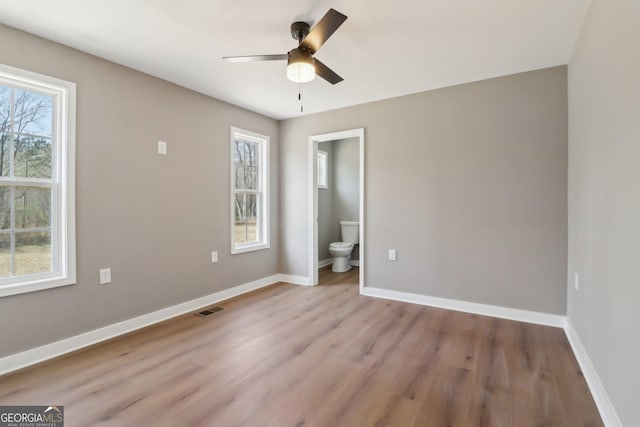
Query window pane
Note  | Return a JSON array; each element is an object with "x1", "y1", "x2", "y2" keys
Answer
[
  {"x1": 0, "y1": 233, "x2": 10, "y2": 278},
  {"x1": 0, "y1": 87, "x2": 10, "y2": 132},
  {"x1": 246, "y1": 193, "x2": 257, "y2": 218},
  {"x1": 246, "y1": 218, "x2": 257, "y2": 242},
  {"x1": 15, "y1": 231, "x2": 51, "y2": 275},
  {"x1": 234, "y1": 163, "x2": 244, "y2": 190},
  {"x1": 246, "y1": 193, "x2": 259, "y2": 244},
  {"x1": 245, "y1": 166, "x2": 257, "y2": 190},
  {"x1": 246, "y1": 141, "x2": 259, "y2": 167},
  {"x1": 233, "y1": 193, "x2": 260, "y2": 244},
  {"x1": 234, "y1": 193, "x2": 245, "y2": 220},
  {"x1": 14, "y1": 186, "x2": 51, "y2": 229},
  {"x1": 235, "y1": 219, "x2": 247, "y2": 243},
  {"x1": 0, "y1": 186, "x2": 9, "y2": 230},
  {"x1": 14, "y1": 89, "x2": 53, "y2": 137},
  {"x1": 0, "y1": 133, "x2": 10, "y2": 176},
  {"x1": 234, "y1": 140, "x2": 244, "y2": 164},
  {"x1": 318, "y1": 151, "x2": 327, "y2": 187},
  {"x1": 14, "y1": 135, "x2": 52, "y2": 178},
  {"x1": 243, "y1": 141, "x2": 253, "y2": 167}
]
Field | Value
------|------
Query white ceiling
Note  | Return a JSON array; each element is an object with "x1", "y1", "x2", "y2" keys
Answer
[{"x1": 0, "y1": 0, "x2": 591, "y2": 120}]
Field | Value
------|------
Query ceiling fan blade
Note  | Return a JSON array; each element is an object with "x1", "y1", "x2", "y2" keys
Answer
[
  {"x1": 299, "y1": 8, "x2": 347, "y2": 54},
  {"x1": 223, "y1": 54, "x2": 288, "y2": 63},
  {"x1": 314, "y1": 59, "x2": 343, "y2": 85}
]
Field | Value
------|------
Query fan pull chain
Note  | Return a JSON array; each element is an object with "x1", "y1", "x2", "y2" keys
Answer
[{"x1": 298, "y1": 81, "x2": 304, "y2": 113}]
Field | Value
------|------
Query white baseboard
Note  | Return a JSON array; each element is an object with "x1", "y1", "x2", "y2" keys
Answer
[
  {"x1": 350, "y1": 260, "x2": 359, "y2": 267},
  {"x1": 276, "y1": 274, "x2": 312, "y2": 286},
  {"x1": 0, "y1": 274, "x2": 283, "y2": 376},
  {"x1": 318, "y1": 258, "x2": 333, "y2": 268},
  {"x1": 564, "y1": 318, "x2": 622, "y2": 427},
  {"x1": 360, "y1": 286, "x2": 566, "y2": 328}
]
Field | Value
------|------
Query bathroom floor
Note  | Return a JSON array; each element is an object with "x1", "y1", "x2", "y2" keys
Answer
[{"x1": 318, "y1": 265, "x2": 359, "y2": 287}]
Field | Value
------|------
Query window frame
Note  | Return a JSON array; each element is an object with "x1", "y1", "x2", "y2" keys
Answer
[
  {"x1": 317, "y1": 150, "x2": 328, "y2": 190},
  {"x1": 0, "y1": 63, "x2": 76, "y2": 298},
  {"x1": 230, "y1": 127, "x2": 270, "y2": 254}
]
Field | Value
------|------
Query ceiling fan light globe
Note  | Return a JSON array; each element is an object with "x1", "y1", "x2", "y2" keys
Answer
[{"x1": 287, "y1": 62, "x2": 315, "y2": 83}]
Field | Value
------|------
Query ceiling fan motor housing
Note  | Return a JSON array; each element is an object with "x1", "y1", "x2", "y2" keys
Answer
[{"x1": 290, "y1": 22, "x2": 310, "y2": 43}]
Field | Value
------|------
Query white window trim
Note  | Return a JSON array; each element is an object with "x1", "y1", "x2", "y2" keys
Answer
[
  {"x1": 230, "y1": 127, "x2": 270, "y2": 254},
  {"x1": 0, "y1": 63, "x2": 76, "y2": 298},
  {"x1": 318, "y1": 150, "x2": 328, "y2": 190}
]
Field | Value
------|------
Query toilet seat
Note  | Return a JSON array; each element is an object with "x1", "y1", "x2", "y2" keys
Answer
[{"x1": 330, "y1": 242, "x2": 352, "y2": 249}]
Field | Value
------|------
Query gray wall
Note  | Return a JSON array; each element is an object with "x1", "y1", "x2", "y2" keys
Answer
[
  {"x1": 317, "y1": 141, "x2": 337, "y2": 261},
  {"x1": 333, "y1": 137, "x2": 360, "y2": 225},
  {"x1": 333, "y1": 137, "x2": 360, "y2": 263},
  {"x1": 0, "y1": 24, "x2": 279, "y2": 357},
  {"x1": 568, "y1": 0, "x2": 640, "y2": 424},
  {"x1": 281, "y1": 66, "x2": 568, "y2": 314}
]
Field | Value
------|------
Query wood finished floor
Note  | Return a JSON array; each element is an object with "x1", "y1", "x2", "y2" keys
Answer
[{"x1": 0, "y1": 267, "x2": 602, "y2": 426}]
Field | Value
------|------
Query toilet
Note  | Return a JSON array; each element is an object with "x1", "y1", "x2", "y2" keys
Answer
[{"x1": 329, "y1": 221, "x2": 359, "y2": 273}]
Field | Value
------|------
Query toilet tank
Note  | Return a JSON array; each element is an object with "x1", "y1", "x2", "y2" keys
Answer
[{"x1": 340, "y1": 221, "x2": 359, "y2": 244}]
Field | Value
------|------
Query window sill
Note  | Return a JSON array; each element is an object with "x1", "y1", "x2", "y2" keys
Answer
[
  {"x1": 0, "y1": 275, "x2": 76, "y2": 298},
  {"x1": 231, "y1": 242, "x2": 270, "y2": 255}
]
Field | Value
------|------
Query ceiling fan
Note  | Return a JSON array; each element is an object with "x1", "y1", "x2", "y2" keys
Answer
[{"x1": 223, "y1": 8, "x2": 348, "y2": 85}]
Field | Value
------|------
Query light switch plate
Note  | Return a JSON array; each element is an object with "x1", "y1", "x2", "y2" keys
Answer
[
  {"x1": 158, "y1": 141, "x2": 167, "y2": 155},
  {"x1": 389, "y1": 249, "x2": 397, "y2": 261},
  {"x1": 99, "y1": 268, "x2": 112, "y2": 285}
]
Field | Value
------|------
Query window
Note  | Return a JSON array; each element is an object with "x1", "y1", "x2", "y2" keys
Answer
[
  {"x1": 231, "y1": 127, "x2": 269, "y2": 254},
  {"x1": 0, "y1": 64, "x2": 76, "y2": 297},
  {"x1": 318, "y1": 150, "x2": 328, "y2": 189}
]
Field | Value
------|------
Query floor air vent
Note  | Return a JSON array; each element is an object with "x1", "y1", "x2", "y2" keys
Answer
[{"x1": 195, "y1": 307, "x2": 224, "y2": 317}]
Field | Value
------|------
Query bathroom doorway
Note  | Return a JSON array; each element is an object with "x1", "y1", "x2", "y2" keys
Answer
[{"x1": 308, "y1": 128, "x2": 364, "y2": 292}]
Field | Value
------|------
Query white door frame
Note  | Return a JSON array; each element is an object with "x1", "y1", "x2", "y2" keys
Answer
[{"x1": 308, "y1": 128, "x2": 365, "y2": 292}]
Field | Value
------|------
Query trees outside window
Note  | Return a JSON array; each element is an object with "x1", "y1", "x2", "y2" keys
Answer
[
  {"x1": 231, "y1": 127, "x2": 269, "y2": 254},
  {"x1": 0, "y1": 64, "x2": 75, "y2": 297}
]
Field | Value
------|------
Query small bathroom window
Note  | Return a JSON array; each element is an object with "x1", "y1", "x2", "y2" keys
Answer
[{"x1": 318, "y1": 150, "x2": 328, "y2": 190}]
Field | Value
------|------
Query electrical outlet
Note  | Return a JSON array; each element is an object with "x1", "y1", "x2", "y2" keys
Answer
[
  {"x1": 388, "y1": 249, "x2": 397, "y2": 261},
  {"x1": 99, "y1": 268, "x2": 112, "y2": 285},
  {"x1": 211, "y1": 251, "x2": 218, "y2": 263},
  {"x1": 574, "y1": 272, "x2": 579, "y2": 290}
]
